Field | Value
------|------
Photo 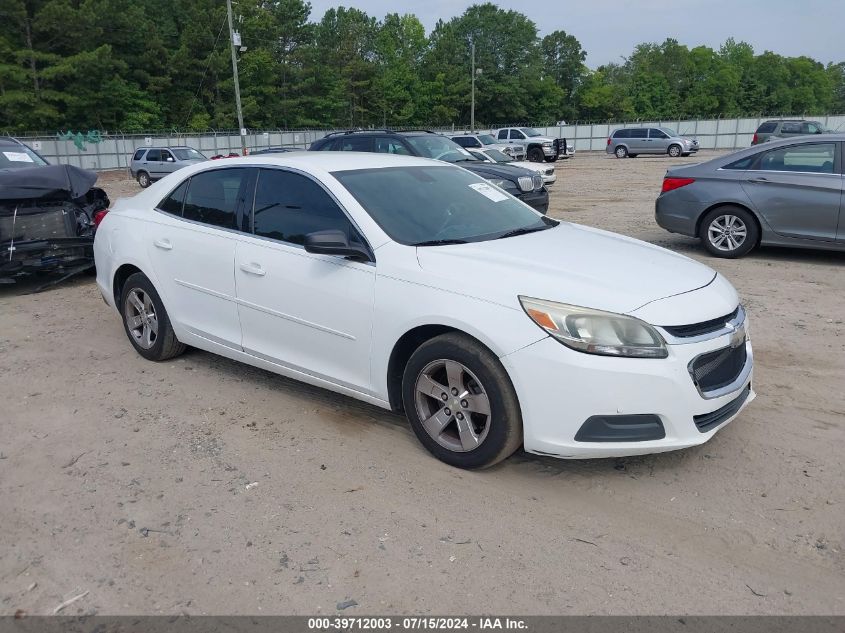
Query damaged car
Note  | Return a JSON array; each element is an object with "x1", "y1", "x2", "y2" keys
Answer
[{"x1": 0, "y1": 159, "x2": 110, "y2": 286}]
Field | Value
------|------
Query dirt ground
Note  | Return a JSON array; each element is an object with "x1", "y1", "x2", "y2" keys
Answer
[{"x1": 1, "y1": 151, "x2": 843, "y2": 616}]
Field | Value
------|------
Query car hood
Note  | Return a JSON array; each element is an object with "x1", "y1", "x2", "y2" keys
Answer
[
  {"x1": 414, "y1": 223, "x2": 716, "y2": 316},
  {"x1": 458, "y1": 161, "x2": 536, "y2": 179}
]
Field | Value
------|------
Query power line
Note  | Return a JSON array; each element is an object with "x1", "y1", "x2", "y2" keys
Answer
[{"x1": 183, "y1": 12, "x2": 229, "y2": 129}]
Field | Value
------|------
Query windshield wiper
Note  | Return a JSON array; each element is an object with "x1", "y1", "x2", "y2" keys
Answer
[
  {"x1": 412, "y1": 238, "x2": 469, "y2": 247},
  {"x1": 497, "y1": 224, "x2": 552, "y2": 240}
]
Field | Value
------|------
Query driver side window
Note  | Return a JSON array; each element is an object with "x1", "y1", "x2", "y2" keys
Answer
[{"x1": 252, "y1": 169, "x2": 362, "y2": 247}]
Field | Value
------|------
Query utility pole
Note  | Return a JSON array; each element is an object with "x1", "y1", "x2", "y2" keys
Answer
[
  {"x1": 227, "y1": 0, "x2": 247, "y2": 155},
  {"x1": 470, "y1": 41, "x2": 475, "y2": 133}
]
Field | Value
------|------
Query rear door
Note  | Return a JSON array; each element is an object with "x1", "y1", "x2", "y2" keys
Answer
[
  {"x1": 146, "y1": 167, "x2": 251, "y2": 348},
  {"x1": 628, "y1": 128, "x2": 650, "y2": 153},
  {"x1": 144, "y1": 149, "x2": 162, "y2": 178},
  {"x1": 742, "y1": 142, "x2": 841, "y2": 242}
]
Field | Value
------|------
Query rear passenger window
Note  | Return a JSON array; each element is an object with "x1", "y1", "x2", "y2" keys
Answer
[
  {"x1": 183, "y1": 168, "x2": 248, "y2": 229},
  {"x1": 158, "y1": 181, "x2": 188, "y2": 215},
  {"x1": 723, "y1": 156, "x2": 755, "y2": 170},
  {"x1": 755, "y1": 143, "x2": 835, "y2": 174},
  {"x1": 133, "y1": 149, "x2": 146, "y2": 160},
  {"x1": 146, "y1": 149, "x2": 161, "y2": 161},
  {"x1": 334, "y1": 137, "x2": 372, "y2": 152},
  {"x1": 252, "y1": 169, "x2": 358, "y2": 246},
  {"x1": 781, "y1": 122, "x2": 802, "y2": 134},
  {"x1": 497, "y1": 130, "x2": 508, "y2": 140},
  {"x1": 630, "y1": 129, "x2": 648, "y2": 138}
]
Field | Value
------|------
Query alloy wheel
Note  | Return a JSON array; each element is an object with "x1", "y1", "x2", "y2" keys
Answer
[
  {"x1": 124, "y1": 288, "x2": 158, "y2": 349},
  {"x1": 707, "y1": 215, "x2": 748, "y2": 252},
  {"x1": 669, "y1": 145, "x2": 681, "y2": 157},
  {"x1": 414, "y1": 359, "x2": 492, "y2": 453}
]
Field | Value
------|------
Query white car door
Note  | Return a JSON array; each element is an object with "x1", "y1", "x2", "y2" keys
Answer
[
  {"x1": 146, "y1": 167, "x2": 251, "y2": 349},
  {"x1": 234, "y1": 167, "x2": 376, "y2": 393}
]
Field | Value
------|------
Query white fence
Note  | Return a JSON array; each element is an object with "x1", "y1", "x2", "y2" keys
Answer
[{"x1": 11, "y1": 114, "x2": 845, "y2": 171}]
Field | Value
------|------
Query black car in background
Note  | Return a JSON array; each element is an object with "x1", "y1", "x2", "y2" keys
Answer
[{"x1": 309, "y1": 130, "x2": 549, "y2": 214}]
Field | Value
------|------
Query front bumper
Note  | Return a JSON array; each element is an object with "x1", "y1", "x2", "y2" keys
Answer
[
  {"x1": 501, "y1": 328, "x2": 754, "y2": 459},
  {"x1": 516, "y1": 188, "x2": 549, "y2": 215}
]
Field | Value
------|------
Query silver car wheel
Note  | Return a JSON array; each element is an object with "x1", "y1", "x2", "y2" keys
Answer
[
  {"x1": 668, "y1": 144, "x2": 682, "y2": 157},
  {"x1": 615, "y1": 146, "x2": 627, "y2": 158},
  {"x1": 707, "y1": 215, "x2": 748, "y2": 252},
  {"x1": 124, "y1": 288, "x2": 158, "y2": 349},
  {"x1": 414, "y1": 359, "x2": 491, "y2": 453},
  {"x1": 138, "y1": 172, "x2": 150, "y2": 187}
]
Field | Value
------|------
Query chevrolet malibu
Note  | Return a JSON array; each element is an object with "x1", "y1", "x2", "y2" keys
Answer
[{"x1": 94, "y1": 153, "x2": 754, "y2": 469}]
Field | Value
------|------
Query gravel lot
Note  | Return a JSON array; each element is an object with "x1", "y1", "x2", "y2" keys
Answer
[{"x1": 1, "y1": 151, "x2": 843, "y2": 616}]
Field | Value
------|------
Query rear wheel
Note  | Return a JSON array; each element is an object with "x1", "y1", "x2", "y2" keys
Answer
[
  {"x1": 668, "y1": 144, "x2": 682, "y2": 158},
  {"x1": 137, "y1": 171, "x2": 151, "y2": 188},
  {"x1": 402, "y1": 333, "x2": 522, "y2": 469},
  {"x1": 120, "y1": 272, "x2": 186, "y2": 361},
  {"x1": 699, "y1": 206, "x2": 759, "y2": 258},
  {"x1": 614, "y1": 145, "x2": 628, "y2": 158},
  {"x1": 528, "y1": 147, "x2": 544, "y2": 162}
]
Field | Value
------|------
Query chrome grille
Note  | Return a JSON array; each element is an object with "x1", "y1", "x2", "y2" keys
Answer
[{"x1": 532, "y1": 175, "x2": 543, "y2": 190}]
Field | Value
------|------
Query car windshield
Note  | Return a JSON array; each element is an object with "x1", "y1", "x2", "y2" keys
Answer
[
  {"x1": 477, "y1": 134, "x2": 498, "y2": 145},
  {"x1": 332, "y1": 166, "x2": 555, "y2": 246},
  {"x1": 659, "y1": 127, "x2": 678, "y2": 137},
  {"x1": 172, "y1": 148, "x2": 205, "y2": 160},
  {"x1": 0, "y1": 145, "x2": 49, "y2": 169},
  {"x1": 520, "y1": 128, "x2": 543, "y2": 138},
  {"x1": 405, "y1": 136, "x2": 475, "y2": 163},
  {"x1": 483, "y1": 149, "x2": 512, "y2": 163}
]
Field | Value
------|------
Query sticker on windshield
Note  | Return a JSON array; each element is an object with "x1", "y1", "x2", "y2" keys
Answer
[
  {"x1": 469, "y1": 182, "x2": 508, "y2": 202},
  {"x1": 3, "y1": 151, "x2": 34, "y2": 163}
]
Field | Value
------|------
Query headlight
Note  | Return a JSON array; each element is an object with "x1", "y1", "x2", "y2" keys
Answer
[
  {"x1": 502, "y1": 147, "x2": 513, "y2": 155},
  {"x1": 519, "y1": 297, "x2": 668, "y2": 358},
  {"x1": 542, "y1": 141, "x2": 553, "y2": 148}
]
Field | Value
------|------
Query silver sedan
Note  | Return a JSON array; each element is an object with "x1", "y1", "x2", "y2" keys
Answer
[{"x1": 655, "y1": 135, "x2": 844, "y2": 257}]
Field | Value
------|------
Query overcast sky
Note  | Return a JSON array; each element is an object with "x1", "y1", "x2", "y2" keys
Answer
[{"x1": 304, "y1": 0, "x2": 844, "y2": 68}]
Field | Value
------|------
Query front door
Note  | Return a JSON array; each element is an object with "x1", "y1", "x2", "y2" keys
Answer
[
  {"x1": 742, "y1": 142, "x2": 841, "y2": 242},
  {"x1": 649, "y1": 128, "x2": 671, "y2": 153},
  {"x1": 235, "y1": 167, "x2": 376, "y2": 393},
  {"x1": 146, "y1": 167, "x2": 251, "y2": 348}
]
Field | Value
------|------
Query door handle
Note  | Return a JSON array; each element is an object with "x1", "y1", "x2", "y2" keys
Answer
[
  {"x1": 239, "y1": 262, "x2": 266, "y2": 277},
  {"x1": 153, "y1": 238, "x2": 173, "y2": 250},
  {"x1": 747, "y1": 177, "x2": 770, "y2": 184}
]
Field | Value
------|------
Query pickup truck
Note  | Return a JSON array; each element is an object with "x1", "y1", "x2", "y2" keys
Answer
[{"x1": 493, "y1": 127, "x2": 573, "y2": 163}]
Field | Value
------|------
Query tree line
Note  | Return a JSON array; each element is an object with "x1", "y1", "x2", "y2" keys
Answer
[{"x1": 1, "y1": 0, "x2": 843, "y2": 133}]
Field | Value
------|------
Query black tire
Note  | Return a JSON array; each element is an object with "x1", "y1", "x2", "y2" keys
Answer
[
  {"x1": 137, "y1": 171, "x2": 151, "y2": 188},
  {"x1": 119, "y1": 272, "x2": 186, "y2": 361},
  {"x1": 614, "y1": 145, "x2": 628, "y2": 158},
  {"x1": 629, "y1": 154, "x2": 638, "y2": 158},
  {"x1": 402, "y1": 333, "x2": 523, "y2": 469},
  {"x1": 544, "y1": 156, "x2": 557, "y2": 163},
  {"x1": 699, "y1": 206, "x2": 759, "y2": 258},
  {"x1": 668, "y1": 144, "x2": 682, "y2": 158},
  {"x1": 528, "y1": 147, "x2": 544, "y2": 162}
]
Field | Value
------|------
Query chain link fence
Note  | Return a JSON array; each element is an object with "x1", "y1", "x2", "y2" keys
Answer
[{"x1": 7, "y1": 113, "x2": 845, "y2": 171}]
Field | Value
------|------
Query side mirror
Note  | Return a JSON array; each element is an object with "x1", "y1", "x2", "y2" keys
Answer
[
  {"x1": 304, "y1": 230, "x2": 372, "y2": 262},
  {"x1": 166, "y1": 157, "x2": 174, "y2": 162}
]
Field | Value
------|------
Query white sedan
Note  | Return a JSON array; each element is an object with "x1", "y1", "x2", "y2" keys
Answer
[
  {"x1": 469, "y1": 148, "x2": 556, "y2": 186},
  {"x1": 94, "y1": 153, "x2": 754, "y2": 469}
]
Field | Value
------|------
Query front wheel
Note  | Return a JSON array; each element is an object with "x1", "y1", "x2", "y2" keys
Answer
[
  {"x1": 120, "y1": 272, "x2": 186, "y2": 361},
  {"x1": 668, "y1": 144, "x2": 682, "y2": 158},
  {"x1": 402, "y1": 333, "x2": 523, "y2": 469},
  {"x1": 699, "y1": 206, "x2": 759, "y2": 258},
  {"x1": 614, "y1": 145, "x2": 628, "y2": 158},
  {"x1": 528, "y1": 147, "x2": 545, "y2": 162}
]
